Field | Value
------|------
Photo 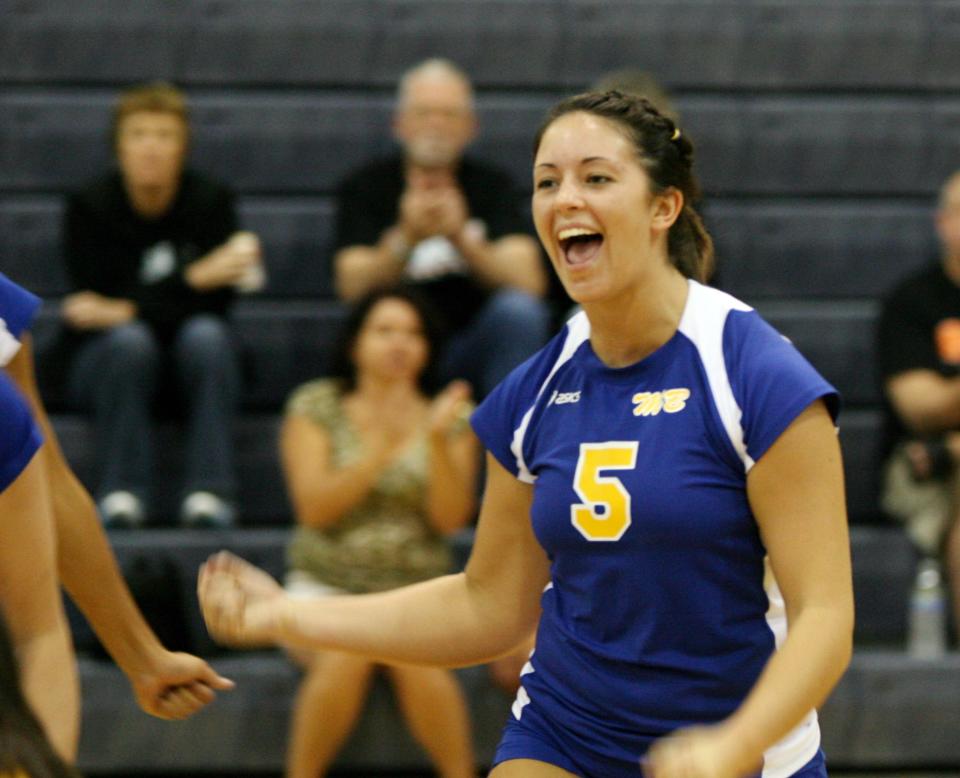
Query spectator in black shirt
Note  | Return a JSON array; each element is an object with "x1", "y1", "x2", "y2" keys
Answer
[
  {"x1": 878, "y1": 169, "x2": 960, "y2": 638},
  {"x1": 333, "y1": 59, "x2": 551, "y2": 399},
  {"x1": 59, "y1": 82, "x2": 264, "y2": 528}
]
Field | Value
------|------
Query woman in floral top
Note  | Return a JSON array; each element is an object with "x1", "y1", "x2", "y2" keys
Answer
[{"x1": 280, "y1": 286, "x2": 479, "y2": 778}]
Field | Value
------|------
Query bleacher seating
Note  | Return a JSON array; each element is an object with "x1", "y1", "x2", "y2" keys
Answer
[{"x1": 3, "y1": 0, "x2": 959, "y2": 772}]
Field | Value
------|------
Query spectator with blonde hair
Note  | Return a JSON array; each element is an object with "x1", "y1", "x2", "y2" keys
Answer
[{"x1": 57, "y1": 81, "x2": 264, "y2": 528}]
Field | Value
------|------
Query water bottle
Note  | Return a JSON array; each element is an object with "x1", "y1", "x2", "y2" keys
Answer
[{"x1": 907, "y1": 557, "x2": 947, "y2": 659}]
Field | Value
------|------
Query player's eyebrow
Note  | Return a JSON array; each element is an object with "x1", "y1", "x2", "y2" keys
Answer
[{"x1": 535, "y1": 156, "x2": 613, "y2": 169}]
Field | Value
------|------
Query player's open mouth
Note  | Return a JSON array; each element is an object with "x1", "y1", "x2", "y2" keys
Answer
[{"x1": 558, "y1": 227, "x2": 603, "y2": 266}]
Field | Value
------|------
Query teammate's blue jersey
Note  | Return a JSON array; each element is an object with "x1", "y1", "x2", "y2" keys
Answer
[
  {"x1": 0, "y1": 272, "x2": 42, "y2": 493},
  {"x1": 472, "y1": 280, "x2": 838, "y2": 778}
]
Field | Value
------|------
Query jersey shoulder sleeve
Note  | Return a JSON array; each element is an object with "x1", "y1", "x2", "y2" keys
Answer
[
  {"x1": 0, "y1": 273, "x2": 41, "y2": 367},
  {"x1": 472, "y1": 312, "x2": 590, "y2": 482},
  {"x1": 680, "y1": 282, "x2": 838, "y2": 471},
  {"x1": 723, "y1": 306, "x2": 839, "y2": 466},
  {"x1": 0, "y1": 373, "x2": 42, "y2": 493}
]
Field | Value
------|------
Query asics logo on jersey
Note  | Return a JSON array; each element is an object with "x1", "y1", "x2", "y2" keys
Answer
[
  {"x1": 632, "y1": 388, "x2": 690, "y2": 416},
  {"x1": 548, "y1": 389, "x2": 581, "y2": 406}
]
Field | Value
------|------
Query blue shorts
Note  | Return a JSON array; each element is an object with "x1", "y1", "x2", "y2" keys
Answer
[
  {"x1": 494, "y1": 714, "x2": 828, "y2": 778},
  {"x1": 0, "y1": 372, "x2": 42, "y2": 493}
]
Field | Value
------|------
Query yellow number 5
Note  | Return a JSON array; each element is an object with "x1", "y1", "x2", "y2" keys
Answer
[{"x1": 570, "y1": 442, "x2": 638, "y2": 541}]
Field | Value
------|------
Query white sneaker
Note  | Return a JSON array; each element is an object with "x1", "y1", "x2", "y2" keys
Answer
[
  {"x1": 180, "y1": 491, "x2": 236, "y2": 529},
  {"x1": 98, "y1": 491, "x2": 145, "y2": 529}
]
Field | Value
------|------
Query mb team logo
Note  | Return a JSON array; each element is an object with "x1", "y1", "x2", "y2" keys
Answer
[{"x1": 632, "y1": 388, "x2": 690, "y2": 416}]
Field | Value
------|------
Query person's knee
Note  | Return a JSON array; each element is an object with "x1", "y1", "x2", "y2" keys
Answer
[
  {"x1": 103, "y1": 321, "x2": 160, "y2": 372},
  {"x1": 177, "y1": 315, "x2": 233, "y2": 360}
]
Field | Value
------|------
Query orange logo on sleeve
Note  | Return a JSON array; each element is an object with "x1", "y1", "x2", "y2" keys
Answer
[{"x1": 935, "y1": 319, "x2": 960, "y2": 365}]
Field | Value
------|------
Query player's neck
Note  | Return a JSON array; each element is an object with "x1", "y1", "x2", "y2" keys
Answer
[{"x1": 585, "y1": 272, "x2": 689, "y2": 368}]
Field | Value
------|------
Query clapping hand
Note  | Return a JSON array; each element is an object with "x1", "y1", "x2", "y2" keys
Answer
[
  {"x1": 428, "y1": 380, "x2": 472, "y2": 439},
  {"x1": 399, "y1": 170, "x2": 469, "y2": 244}
]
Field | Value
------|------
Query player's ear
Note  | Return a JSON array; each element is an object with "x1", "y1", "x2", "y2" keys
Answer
[{"x1": 651, "y1": 187, "x2": 683, "y2": 232}]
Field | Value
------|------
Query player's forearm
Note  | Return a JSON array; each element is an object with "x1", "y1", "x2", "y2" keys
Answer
[
  {"x1": 275, "y1": 571, "x2": 532, "y2": 666},
  {"x1": 722, "y1": 604, "x2": 853, "y2": 771},
  {"x1": 48, "y1": 462, "x2": 165, "y2": 671},
  {"x1": 17, "y1": 619, "x2": 80, "y2": 761},
  {"x1": 7, "y1": 341, "x2": 165, "y2": 669}
]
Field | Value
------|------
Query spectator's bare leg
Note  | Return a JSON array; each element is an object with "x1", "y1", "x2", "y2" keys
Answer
[
  {"x1": 285, "y1": 650, "x2": 376, "y2": 778},
  {"x1": 387, "y1": 664, "x2": 476, "y2": 778}
]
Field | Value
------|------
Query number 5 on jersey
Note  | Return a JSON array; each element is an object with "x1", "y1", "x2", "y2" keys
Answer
[{"x1": 571, "y1": 442, "x2": 639, "y2": 541}]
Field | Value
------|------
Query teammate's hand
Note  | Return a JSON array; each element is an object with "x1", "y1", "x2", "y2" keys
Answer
[
  {"x1": 642, "y1": 723, "x2": 759, "y2": 778},
  {"x1": 198, "y1": 551, "x2": 287, "y2": 647},
  {"x1": 127, "y1": 650, "x2": 235, "y2": 720}
]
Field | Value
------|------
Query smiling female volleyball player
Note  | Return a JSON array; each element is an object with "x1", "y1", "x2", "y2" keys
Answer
[{"x1": 200, "y1": 91, "x2": 853, "y2": 778}]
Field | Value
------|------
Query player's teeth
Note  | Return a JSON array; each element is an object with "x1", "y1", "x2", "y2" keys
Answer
[{"x1": 558, "y1": 228, "x2": 597, "y2": 240}]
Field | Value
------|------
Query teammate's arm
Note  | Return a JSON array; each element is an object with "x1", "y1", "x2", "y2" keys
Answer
[
  {"x1": 645, "y1": 399, "x2": 853, "y2": 778},
  {"x1": 0, "y1": 452, "x2": 79, "y2": 760},
  {"x1": 201, "y1": 453, "x2": 549, "y2": 666},
  {"x1": 5, "y1": 337, "x2": 234, "y2": 720}
]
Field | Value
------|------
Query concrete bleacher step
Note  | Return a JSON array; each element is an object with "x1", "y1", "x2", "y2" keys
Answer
[
  {"x1": 3, "y1": 1, "x2": 959, "y2": 92},
  {"x1": 4, "y1": 91, "x2": 960, "y2": 199}
]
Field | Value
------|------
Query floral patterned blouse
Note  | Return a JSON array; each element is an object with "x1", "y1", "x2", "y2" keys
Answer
[{"x1": 285, "y1": 379, "x2": 469, "y2": 593}]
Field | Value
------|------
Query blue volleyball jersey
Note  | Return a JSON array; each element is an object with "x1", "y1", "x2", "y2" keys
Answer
[
  {"x1": 0, "y1": 272, "x2": 43, "y2": 492},
  {"x1": 472, "y1": 280, "x2": 839, "y2": 778}
]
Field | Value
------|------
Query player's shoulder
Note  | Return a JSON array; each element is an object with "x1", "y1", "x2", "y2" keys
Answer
[
  {"x1": 679, "y1": 280, "x2": 752, "y2": 331},
  {"x1": 0, "y1": 273, "x2": 41, "y2": 367},
  {"x1": 678, "y1": 281, "x2": 767, "y2": 353}
]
